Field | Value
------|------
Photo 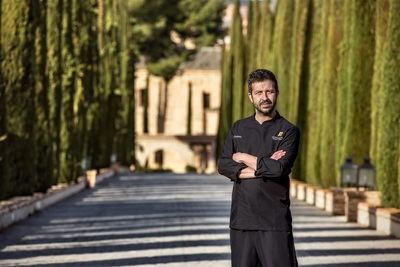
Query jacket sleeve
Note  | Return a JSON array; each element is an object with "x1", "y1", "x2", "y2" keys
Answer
[
  {"x1": 255, "y1": 126, "x2": 300, "y2": 178},
  {"x1": 217, "y1": 126, "x2": 247, "y2": 181}
]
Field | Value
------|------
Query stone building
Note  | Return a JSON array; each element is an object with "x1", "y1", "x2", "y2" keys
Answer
[{"x1": 135, "y1": 47, "x2": 221, "y2": 173}]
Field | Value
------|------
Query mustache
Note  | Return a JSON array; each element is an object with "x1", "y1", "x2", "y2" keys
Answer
[{"x1": 259, "y1": 100, "x2": 272, "y2": 105}]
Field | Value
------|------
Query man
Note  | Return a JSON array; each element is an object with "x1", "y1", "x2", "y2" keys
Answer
[{"x1": 218, "y1": 69, "x2": 300, "y2": 267}]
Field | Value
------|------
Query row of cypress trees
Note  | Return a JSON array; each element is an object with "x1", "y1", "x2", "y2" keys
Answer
[
  {"x1": 218, "y1": 0, "x2": 400, "y2": 208},
  {"x1": 0, "y1": 0, "x2": 135, "y2": 200}
]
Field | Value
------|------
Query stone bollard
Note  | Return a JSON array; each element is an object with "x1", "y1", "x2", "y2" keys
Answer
[
  {"x1": 358, "y1": 202, "x2": 379, "y2": 228},
  {"x1": 297, "y1": 183, "x2": 307, "y2": 201},
  {"x1": 325, "y1": 187, "x2": 345, "y2": 215},
  {"x1": 290, "y1": 180, "x2": 298, "y2": 198},
  {"x1": 375, "y1": 208, "x2": 400, "y2": 238},
  {"x1": 315, "y1": 188, "x2": 328, "y2": 210},
  {"x1": 344, "y1": 189, "x2": 365, "y2": 222},
  {"x1": 306, "y1": 185, "x2": 320, "y2": 205},
  {"x1": 85, "y1": 170, "x2": 97, "y2": 188}
]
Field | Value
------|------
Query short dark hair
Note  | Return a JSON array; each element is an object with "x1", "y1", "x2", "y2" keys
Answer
[{"x1": 247, "y1": 69, "x2": 279, "y2": 94}]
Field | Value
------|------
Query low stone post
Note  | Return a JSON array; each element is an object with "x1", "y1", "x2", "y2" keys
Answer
[
  {"x1": 297, "y1": 183, "x2": 307, "y2": 201},
  {"x1": 376, "y1": 208, "x2": 400, "y2": 238},
  {"x1": 344, "y1": 189, "x2": 365, "y2": 222},
  {"x1": 315, "y1": 188, "x2": 328, "y2": 210},
  {"x1": 325, "y1": 187, "x2": 345, "y2": 215},
  {"x1": 86, "y1": 170, "x2": 97, "y2": 188},
  {"x1": 306, "y1": 185, "x2": 319, "y2": 205}
]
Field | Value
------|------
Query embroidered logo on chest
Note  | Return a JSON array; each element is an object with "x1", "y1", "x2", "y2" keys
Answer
[{"x1": 272, "y1": 131, "x2": 284, "y2": 141}]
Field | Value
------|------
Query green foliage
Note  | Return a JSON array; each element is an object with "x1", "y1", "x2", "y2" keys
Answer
[
  {"x1": 230, "y1": 0, "x2": 245, "y2": 122},
  {"x1": 341, "y1": 0, "x2": 375, "y2": 165},
  {"x1": 176, "y1": 0, "x2": 225, "y2": 47},
  {"x1": 1, "y1": 1, "x2": 38, "y2": 197},
  {"x1": 335, "y1": 0, "x2": 352, "y2": 183},
  {"x1": 319, "y1": 0, "x2": 344, "y2": 188},
  {"x1": 376, "y1": 0, "x2": 400, "y2": 208},
  {"x1": 147, "y1": 56, "x2": 183, "y2": 82},
  {"x1": 257, "y1": 0, "x2": 273, "y2": 68},
  {"x1": 216, "y1": 44, "x2": 233, "y2": 158},
  {"x1": 287, "y1": 0, "x2": 309, "y2": 126},
  {"x1": 370, "y1": 0, "x2": 390, "y2": 165},
  {"x1": 287, "y1": 0, "x2": 309, "y2": 180},
  {"x1": 300, "y1": 0, "x2": 324, "y2": 186},
  {"x1": 270, "y1": 0, "x2": 294, "y2": 118},
  {"x1": 0, "y1": 0, "x2": 137, "y2": 200},
  {"x1": 219, "y1": 0, "x2": 400, "y2": 208}
]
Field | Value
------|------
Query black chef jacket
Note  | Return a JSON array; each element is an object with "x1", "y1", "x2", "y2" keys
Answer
[{"x1": 218, "y1": 112, "x2": 300, "y2": 231}]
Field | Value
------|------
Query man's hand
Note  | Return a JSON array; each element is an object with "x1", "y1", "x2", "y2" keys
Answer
[
  {"x1": 270, "y1": 150, "x2": 286, "y2": 160},
  {"x1": 232, "y1": 152, "x2": 244, "y2": 163},
  {"x1": 238, "y1": 167, "x2": 256, "y2": 179},
  {"x1": 232, "y1": 152, "x2": 257, "y2": 170}
]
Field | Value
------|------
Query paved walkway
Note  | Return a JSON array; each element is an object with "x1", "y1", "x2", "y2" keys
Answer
[{"x1": 0, "y1": 173, "x2": 399, "y2": 267}]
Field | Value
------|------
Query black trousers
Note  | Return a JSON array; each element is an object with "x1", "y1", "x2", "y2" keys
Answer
[{"x1": 230, "y1": 229, "x2": 298, "y2": 267}]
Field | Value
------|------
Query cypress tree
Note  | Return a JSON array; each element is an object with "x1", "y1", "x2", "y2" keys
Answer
[
  {"x1": 59, "y1": 0, "x2": 77, "y2": 182},
  {"x1": 0, "y1": 0, "x2": 5, "y2": 137},
  {"x1": 341, "y1": 0, "x2": 375, "y2": 165},
  {"x1": 114, "y1": 0, "x2": 135, "y2": 167},
  {"x1": 287, "y1": 0, "x2": 309, "y2": 125},
  {"x1": 73, "y1": 0, "x2": 100, "y2": 174},
  {"x1": 370, "y1": 0, "x2": 390, "y2": 164},
  {"x1": 313, "y1": 0, "x2": 331, "y2": 186},
  {"x1": 270, "y1": 0, "x2": 294, "y2": 117},
  {"x1": 242, "y1": 0, "x2": 253, "y2": 117},
  {"x1": 47, "y1": 0, "x2": 63, "y2": 181},
  {"x1": 287, "y1": 0, "x2": 309, "y2": 180},
  {"x1": 335, "y1": 0, "x2": 352, "y2": 181},
  {"x1": 230, "y1": 0, "x2": 245, "y2": 122},
  {"x1": 1, "y1": 1, "x2": 37, "y2": 196},
  {"x1": 319, "y1": 0, "x2": 344, "y2": 187},
  {"x1": 31, "y1": 0, "x2": 54, "y2": 191},
  {"x1": 376, "y1": 0, "x2": 400, "y2": 208},
  {"x1": 0, "y1": 0, "x2": 8, "y2": 199},
  {"x1": 301, "y1": 0, "x2": 324, "y2": 185},
  {"x1": 216, "y1": 44, "x2": 233, "y2": 157},
  {"x1": 248, "y1": 0, "x2": 260, "y2": 71},
  {"x1": 257, "y1": 0, "x2": 273, "y2": 68}
]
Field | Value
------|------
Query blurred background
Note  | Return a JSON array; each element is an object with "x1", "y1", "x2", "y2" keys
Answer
[{"x1": 0, "y1": 0, "x2": 399, "y2": 210}]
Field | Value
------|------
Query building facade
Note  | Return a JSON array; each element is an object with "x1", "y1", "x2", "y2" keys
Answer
[{"x1": 135, "y1": 47, "x2": 221, "y2": 173}]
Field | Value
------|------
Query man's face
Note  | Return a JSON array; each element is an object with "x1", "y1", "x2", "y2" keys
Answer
[{"x1": 248, "y1": 80, "x2": 278, "y2": 116}]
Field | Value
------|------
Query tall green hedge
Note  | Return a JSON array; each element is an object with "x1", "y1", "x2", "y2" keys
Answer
[
  {"x1": 370, "y1": 0, "x2": 390, "y2": 164},
  {"x1": 341, "y1": 0, "x2": 375, "y2": 164},
  {"x1": 319, "y1": 0, "x2": 344, "y2": 187},
  {"x1": 302, "y1": 0, "x2": 324, "y2": 185},
  {"x1": 0, "y1": 0, "x2": 136, "y2": 200},
  {"x1": 376, "y1": 0, "x2": 400, "y2": 208},
  {"x1": 230, "y1": 0, "x2": 245, "y2": 122},
  {"x1": 270, "y1": 0, "x2": 294, "y2": 117},
  {"x1": 221, "y1": 0, "x2": 400, "y2": 207}
]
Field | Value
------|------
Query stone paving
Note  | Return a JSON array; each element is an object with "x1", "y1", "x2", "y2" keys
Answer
[{"x1": 0, "y1": 173, "x2": 400, "y2": 267}]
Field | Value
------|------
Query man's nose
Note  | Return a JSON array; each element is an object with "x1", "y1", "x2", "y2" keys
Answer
[{"x1": 261, "y1": 92, "x2": 269, "y2": 100}]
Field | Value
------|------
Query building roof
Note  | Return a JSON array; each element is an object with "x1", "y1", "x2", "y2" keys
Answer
[{"x1": 180, "y1": 46, "x2": 221, "y2": 70}]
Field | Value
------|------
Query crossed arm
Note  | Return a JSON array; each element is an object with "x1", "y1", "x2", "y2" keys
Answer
[{"x1": 232, "y1": 150, "x2": 286, "y2": 179}]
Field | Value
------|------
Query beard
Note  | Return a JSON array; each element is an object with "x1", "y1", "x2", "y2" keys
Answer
[{"x1": 253, "y1": 99, "x2": 277, "y2": 116}]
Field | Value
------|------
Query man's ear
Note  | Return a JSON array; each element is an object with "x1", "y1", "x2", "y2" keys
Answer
[{"x1": 248, "y1": 93, "x2": 253, "y2": 103}]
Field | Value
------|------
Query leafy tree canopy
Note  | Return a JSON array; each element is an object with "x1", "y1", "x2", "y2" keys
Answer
[{"x1": 129, "y1": 0, "x2": 225, "y2": 80}]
